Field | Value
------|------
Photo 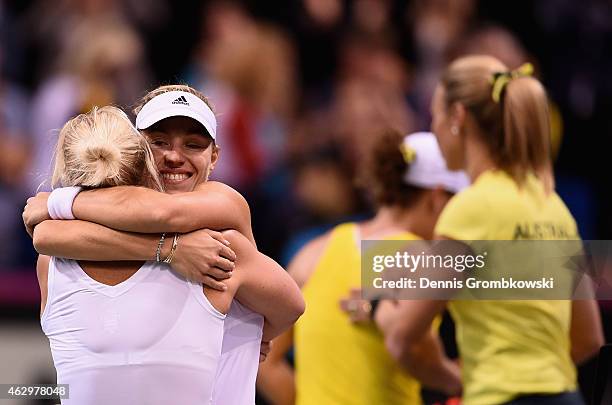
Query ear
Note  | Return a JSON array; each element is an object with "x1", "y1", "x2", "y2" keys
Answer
[{"x1": 209, "y1": 145, "x2": 220, "y2": 172}]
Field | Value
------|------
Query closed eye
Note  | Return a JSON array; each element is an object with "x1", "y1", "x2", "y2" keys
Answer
[{"x1": 150, "y1": 140, "x2": 169, "y2": 147}]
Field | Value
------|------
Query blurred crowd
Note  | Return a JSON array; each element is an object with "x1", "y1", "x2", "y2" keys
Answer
[{"x1": 1, "y1": 0, "x2": 611, "y2": 271}]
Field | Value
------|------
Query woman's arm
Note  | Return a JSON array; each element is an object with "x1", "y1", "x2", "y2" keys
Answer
[
  {"x1": 571, "y1": 300, "x2": 604, "y2": 364},
  {"x1": 340, "y1": 291, "x2": 459, "y2": 394},
  {"x1": 71, "y1": 181, "x2": 254, "y2": 243},
  {"x1": 377, "y1": 236, "x2": 467, "y2": 393},
  {"x1": 257, "y1": 329, "x2": 296, "y2": 405},
  {"x1": 378, "y1": 237, "x2": 462, "y2": 351},
  {"x1": 223, "y1": 230, "x2": 305, "y2": 340},
  {"x1": 375, "y1": 300, "x2": 461, "y2": 395},
  {"x1": 33, "y1": 220, "x2": 162, "y2": 261},
  {"x1": 337, "y1": 236, "x2": 465, "y2": 394},
  {"x1": 570, "y1": 279, "x2": 604, "y2": 364},
  {"x1": 32, "y1": 220, "x2": 236, "y2": 289}
]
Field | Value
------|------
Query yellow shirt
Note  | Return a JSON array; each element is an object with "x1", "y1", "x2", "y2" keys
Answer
[
  {"x1": 435, "y1": 170, "x2": 579, "y2": 405},
  {"x1": 295, "y1": 223, "x2": 422, "y2": 405}
]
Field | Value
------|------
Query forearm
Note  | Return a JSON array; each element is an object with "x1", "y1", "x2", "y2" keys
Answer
[
  {"x1": 72, "y1": 186, "x2": 174, "y2": 233},
  {"x1": 257, "y1": 329, "x2": 296, "y2": 405},
  {"x1": 572, "y1": 341, "x2": 600, "y2": 365},
  {"x1": 237, "y1": 267, "x2": 304, "y2": 340},
  {"x1": 373, "y1": 300, "x2": 399, "y2": 336},
  {"x1": 376, "y1": 300, "x2": 459, "y2": 394},
  {"x1": 72, "y1": 184, "x2": 254, "y2": 241},
  {"x1": 257, "y1": 360, "x2": 295, "y2": 405},
  {"x1": 33, "y1": 219, "x2": 164, "y2": 261},
  {"x1": 571, "y1": 298, "x2": 604, "y2": 364},
  {"x1": 262, "y1": 320, "x2": 276, "y2": 344},
  {"x1": 392, "y1": 331, "x2": 461, "y2": 395}
]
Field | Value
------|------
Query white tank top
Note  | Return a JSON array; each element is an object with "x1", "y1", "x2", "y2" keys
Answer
[
  {"x1": 41, "y1": 257, "x2": 226, "y2": 405},
  {"x1": 212, "y1": 300, "x2": 264, "y2": 405}
]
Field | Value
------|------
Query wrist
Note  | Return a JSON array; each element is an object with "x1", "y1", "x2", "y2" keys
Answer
[
  {"x1": 373, "y1": 300, "x2": 397, "y2": 330},
  {"x1": 442, "y1": 359, "x2": 462, "y2": 396},
  {"x1": 155, "y1": 233, "x2": 180, "y2": 263},
  {"x1": 163, "y1": 234, "x2": 180, "y2": 264},
  {"x1": 158, "y1": 236, "x2": 173, "y2": 261},
  {"x1": 369, "y1": 299, "x2": 380, "y2": 320},
  {"x1": 48, "y1": 187, "x2": 82, "y2": 220}
]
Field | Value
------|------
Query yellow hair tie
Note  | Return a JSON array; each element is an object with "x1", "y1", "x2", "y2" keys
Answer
[
  {"x1": 490, "y1": 63, "x2": 534, "y2": 103},
  {"x1": 400, "y1": 143, "x2": 416, "y2": 164}
]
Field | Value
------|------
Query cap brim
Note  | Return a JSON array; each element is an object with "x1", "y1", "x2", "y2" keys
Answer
[{"x1": 136, "y1": 108, "x2": 215, "y2": 139}]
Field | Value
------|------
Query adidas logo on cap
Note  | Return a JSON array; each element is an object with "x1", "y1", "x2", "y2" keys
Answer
[{"x1": 172, "y1": 95, "x2": 189, "y2": 106}]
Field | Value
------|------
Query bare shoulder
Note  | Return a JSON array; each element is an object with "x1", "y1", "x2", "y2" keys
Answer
[
  {"x1": 287, "y1": 232, "x2": 333, "y2": 288},
  {"x1": 195, "y1": 181, "x2": 251, "y2": 215},
  {"x1": 195, "y1": 180, "x2": 233, "y2": 192},
  {"x1": 196, "y1": 181, "x2": 247, "y2": 201}
]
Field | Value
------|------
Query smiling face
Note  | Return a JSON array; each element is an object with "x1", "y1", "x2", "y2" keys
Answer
[{"x1": 144, "y1": 116, "x2": 219, "y2": 194}]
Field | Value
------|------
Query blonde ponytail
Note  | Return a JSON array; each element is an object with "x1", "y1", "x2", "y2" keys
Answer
[
  {"x1": 502, "y1": 77, "x2": 554, "y2": 191},
  {"x1": 52, "y1": 106, "x2": 163, "y2": 191},
  {"x1": 441, "y1": 55, "x2": 553, "y2": 191}
]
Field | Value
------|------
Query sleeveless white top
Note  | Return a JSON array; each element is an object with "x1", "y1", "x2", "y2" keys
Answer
[
  {"x1": 41, "y1": 257, "x2": 226, "y2": 405},
  {"x1": 212, "y1": 300, "x2": 264, "y2": 405}
]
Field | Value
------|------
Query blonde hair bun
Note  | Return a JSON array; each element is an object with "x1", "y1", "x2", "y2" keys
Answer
[
  {"x1": 52, "y1": 106, "x2": 163, "y2": 191},
  {"x1": 75, "y1": 138, "x2": 122, "y2": 187}
]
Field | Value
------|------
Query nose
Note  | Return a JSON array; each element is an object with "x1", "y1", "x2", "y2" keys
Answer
[{"x1": 163, "y1": 147, "x2": 185, "y2": 167}]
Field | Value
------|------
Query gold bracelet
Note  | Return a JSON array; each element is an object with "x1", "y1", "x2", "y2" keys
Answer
[
  {"x1": 163, "y1": 233, "x2": 180, "y2": 264},
  {"x1": 155, "y1": 233, "x2": 167, "y2": 262}
]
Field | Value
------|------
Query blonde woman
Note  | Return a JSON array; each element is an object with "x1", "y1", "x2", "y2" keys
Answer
[
  {"x1": 29, "y1": 105, "x2": 303, "y2": 404},
  {"x1": 377, "y1": 56, "x2": 604, "y2": 405}
]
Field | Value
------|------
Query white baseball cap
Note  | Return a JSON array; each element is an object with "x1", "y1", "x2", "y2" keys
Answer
[
  {"x1": 135, "y1": 90, "x2": 217, "y2": 140},
  {"x1": 403, "y1": 132, "x2": 470, "y2": 193}
]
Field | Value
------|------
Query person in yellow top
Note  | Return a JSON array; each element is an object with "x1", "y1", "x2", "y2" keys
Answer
[
  {"x1": 257, "y1": 130, "x2": 469, "y2": 405},
  {"x1": 372, "y1": 55, "x2": 604, "y2": 405}
]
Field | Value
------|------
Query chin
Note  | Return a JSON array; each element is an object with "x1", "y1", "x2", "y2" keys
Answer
[{"x1": 163, "y1": 182, "x2": 194, "y2": 194}]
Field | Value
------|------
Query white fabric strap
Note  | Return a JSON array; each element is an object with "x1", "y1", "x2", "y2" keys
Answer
[{"x1": 47, "y1": 187, "x2": 82, "y2": 220}]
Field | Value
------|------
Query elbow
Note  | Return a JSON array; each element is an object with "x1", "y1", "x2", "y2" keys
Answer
[
  {"x1": 287, "y1": 282, "x2": 306, "y2": 324},
  {"x1": 385, "y1": 326, "x2": 418, "y2": 366},
  {"x1": 32, "y1": 222, "x2": 53, "y2": 254},
  {"x1": 291, "y1": 295, "x2": 306, "y2": 324},
  {"x1": 573, "y1": 333, "x2": 604, "y2": 365},
  {"x1": 280, "y1": 293, "x2": 306, "y2": 328},
  {"x1": 266, "y1": 294, "x2": 305, "y2": 338},
  {"x1": 585, "y1": 333, "x2": 605, "y2": 360},
  {"x1": 385, "y1": 330, "x2": 411, "y2": 365}
]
